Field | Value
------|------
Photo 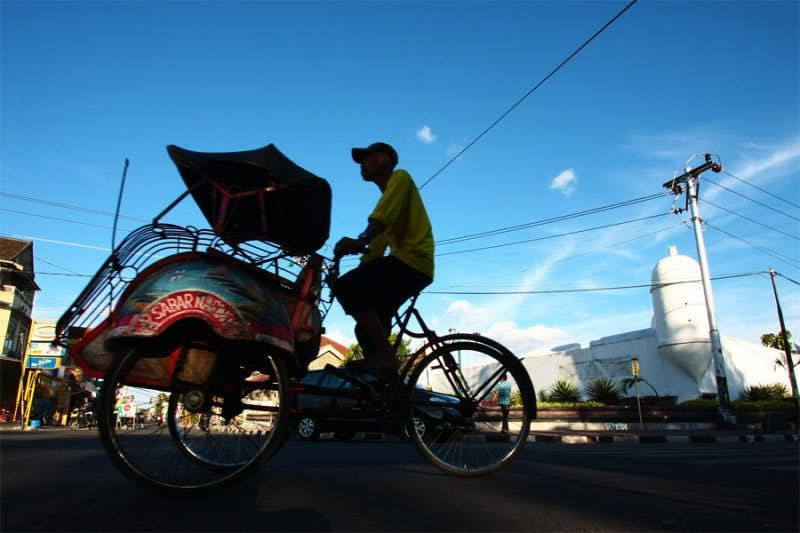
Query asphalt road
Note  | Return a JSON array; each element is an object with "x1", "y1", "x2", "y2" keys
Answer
[{"x1": 1, "y1": 429, "x2": 797, "y2": 532}]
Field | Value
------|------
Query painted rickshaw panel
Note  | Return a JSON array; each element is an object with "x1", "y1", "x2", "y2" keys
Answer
[{"x1": 69, "y1": 252, "x2": 295, "y2": 388}]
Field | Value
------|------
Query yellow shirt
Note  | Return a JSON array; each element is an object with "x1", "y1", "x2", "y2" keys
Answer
[{"x1": 361, "y1": 169, "x2": 434, "y2": 279}]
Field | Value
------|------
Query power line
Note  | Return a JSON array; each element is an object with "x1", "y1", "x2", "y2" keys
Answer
[
  {"x1": 437, "y1": 212, "x2": 669, "y2": 257},
  {"x1": 14, "y1": 271, "x2": 93, "y2": 278},
  {"x1": 433, "y1": 222, "x2": 684, "y2": 288},
  {"x1": 0, "y1": 192, "x2": 149, "y2": 223},
  {"x1": 338, "y1": 215, "x2": 683, "y2": 273},
  {"x1": 34, "y1": 256, "x2": 81, "y2": 275},
  {"x1": 10, "y1": 235, "x2": 111, "y2": 252},
  {"x1": 418, "y1": 0, "x2": 639, "y2": 190},
  {"x1": 777, "y1": 272, "x2": 800, "y2": 286},
  {"x1": 708, "y1": 224, "x2": 800, "y2": 269},
  {"x1": 703, "y1": 177, "x2": 800, "y2": 222},
  {"x1": 1, "y1": 208, "x2": 134, "y2": 233},
  {"x1": 337, "y1": 192, "x2": 668, "y2": 268},
  {"x1": 436, "y1": 191, "x2": 666, "y2": 246},
  {"x1": 703, "y1": 200, "x2": 799, "y2": 241},
  {"x1": 722, "y1": 170, "x2": 800, "y2": 210},
  {"x1": 548, "y1": 222, "x2": 684, "y2": 265},
  {"x1": 425, "y1": 271, "x2": 763, "y2": 295}
]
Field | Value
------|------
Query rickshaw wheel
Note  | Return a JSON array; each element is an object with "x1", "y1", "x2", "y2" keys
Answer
[{"x1": 97, "y1": 338, "x2": 290, "y2": 494}]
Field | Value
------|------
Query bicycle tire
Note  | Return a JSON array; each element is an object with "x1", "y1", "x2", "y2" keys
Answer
[
  {"x1": 405, "y1": 337, "x2": 533, "y2": 476},
  {"x1": 97, "y1": 339, "x2": 290, "y2": 494}
]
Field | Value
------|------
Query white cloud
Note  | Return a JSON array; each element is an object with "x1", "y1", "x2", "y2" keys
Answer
[
  {"x1": 706, "y1": 138, "x2": 800, "y2": 202},
  {"x1": 549, "y1": 168, "x2": 577, "y2": 196},
  {"x1": 729, "y1": 138, "x2": 800, "y2": 180},
  {"x1": 485, "y1": 321, "x2": 567, "y2": 355},
  {"x1": 443, "y1": 299, "x2": 490, "y2": 333},
  {"x1": 440, "y1": 300, "x2": 566, "y2": 355},
  {"x1": 446, "y1": 142, "x2": 464, "y2": 158},
  {"x1": 624, "y1": 127, "x2": 726, "y2": 162},
  {"x1": 416, "y1": 124, "x2": 437, "y2": 144}
]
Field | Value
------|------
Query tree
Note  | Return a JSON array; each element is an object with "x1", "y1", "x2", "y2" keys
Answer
[
  {"x1": 154, "y1": 393, "x2": 168, "y2": 417},
  {"x1": 761, "y1": 330, "x2": 799, "y2": 372},
  {"x1": 761, "y1": 330, "x2": 792, "y2": 352},
  {"x1": 621, "y1": 376, "x2": 660, "y2": 398},
  {"x1": 342, "y1": 333, "x2": 412, "y2": 367}
]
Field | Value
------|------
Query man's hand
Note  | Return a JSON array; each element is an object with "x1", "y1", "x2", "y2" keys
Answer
[{"x1": 334, "y1": 237, "x2": 367, "y2": 257}]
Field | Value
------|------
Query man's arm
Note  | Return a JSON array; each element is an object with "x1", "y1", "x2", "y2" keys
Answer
[{"x1": 334, "y1": 219, "x2": 386, "y2": 256}]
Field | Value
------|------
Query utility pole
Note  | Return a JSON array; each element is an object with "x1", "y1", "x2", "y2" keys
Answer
[
  {"x1": 767, "y1": 268, "x2": 800, "y2": 424},
  {"x1": 663, "y1": 154, "x2": 735, "y2": 426}
]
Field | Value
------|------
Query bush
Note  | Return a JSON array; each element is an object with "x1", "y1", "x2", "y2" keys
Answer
[
  {"x1": 585, "y1": 377, "x2": 622, "y2": 404},
  {"x1": 538, "y1": 389, "x2": 550, "y2": 402},
  {"x1": 743, "y1": 383, "x2": 789, "y2": 402},
  {"x1": 538, "y1": 401, "x2": 605, "y2": 408},
  {"x1": 733, "y1": 399, "x2": 794, "y2": 410},
  {"x1": 548, "y1": 379, "x2": 581, "y2": 402},
  {"x1": 677, "y1": 399, "x2": 719, "y2": 409},
  {"x1": 677, "y1": 398, "x2": 794, "y2": 410},
  {"x1": 511, "y1": 390, "x2": 523, "y2": 407}
]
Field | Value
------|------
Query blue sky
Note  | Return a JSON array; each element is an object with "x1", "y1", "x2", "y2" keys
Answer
[{"x1": 2, "y1": 0, "x2": 798, "y2": 358}]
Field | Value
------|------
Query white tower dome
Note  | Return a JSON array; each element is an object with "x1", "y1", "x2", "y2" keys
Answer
[{"x1": 650, "y1": 246, "x2": 711, "y2": 382}]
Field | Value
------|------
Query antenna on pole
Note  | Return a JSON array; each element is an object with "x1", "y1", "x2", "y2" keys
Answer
[
  {"x1": 111, "y1": 158, "x2": 130, "y2": 251},
  {"x1": 664, "y1": 153, "x2": 736, "y2": 426}
]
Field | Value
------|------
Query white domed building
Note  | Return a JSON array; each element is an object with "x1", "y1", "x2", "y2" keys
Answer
[{"x1": 517, "y1": 246, "x2": 792, "y2": 403}]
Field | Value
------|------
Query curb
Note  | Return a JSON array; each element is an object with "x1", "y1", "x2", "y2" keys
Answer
[{"x1": 528, "y1": 432, "x2": 799, "y2": 444}]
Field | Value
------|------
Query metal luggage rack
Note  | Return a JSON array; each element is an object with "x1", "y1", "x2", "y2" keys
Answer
[{"x1": 55, "y1": 223, "x2": 329, "y2": 346}]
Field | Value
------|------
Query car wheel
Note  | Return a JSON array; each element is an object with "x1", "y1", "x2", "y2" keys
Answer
[
  {"x1": 297, "y1": 416, "x2": 320, "y2": 441},
  {"x1": 403, "y1": 416, "x2": 427, "y2": 440}
]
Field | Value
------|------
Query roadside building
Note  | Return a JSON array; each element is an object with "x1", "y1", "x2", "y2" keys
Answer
[
  {"x1": 0, "y1": 237, "x2": 39, "y2": 413},
  {"x1": 309, "y1": 336, "x2": 349, "y2": 370}
]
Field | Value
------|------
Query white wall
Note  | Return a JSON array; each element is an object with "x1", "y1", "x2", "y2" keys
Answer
[{"x1": 519, "y1": 328, "x2": 792, "y2": 402}]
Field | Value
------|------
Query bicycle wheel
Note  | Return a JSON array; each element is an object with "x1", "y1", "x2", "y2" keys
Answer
[
  {"x1": 97, "y1": 339, "x2": 290, "y2": 493},
  {"x1": 405, "y1": 338, "x2": 533, "y2": 476}
]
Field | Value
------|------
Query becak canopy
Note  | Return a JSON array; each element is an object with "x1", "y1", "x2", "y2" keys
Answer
[{"x1": 167, "y1": 144, "x2": 331, "y2": 254}]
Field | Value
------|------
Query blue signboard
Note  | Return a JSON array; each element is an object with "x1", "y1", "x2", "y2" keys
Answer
[
  {"x1": 28, "y1": 341, "x2": 65, "y2": 357},
  {"x1": 27, "y1": 356, "x2": 61, "y2": 369}
]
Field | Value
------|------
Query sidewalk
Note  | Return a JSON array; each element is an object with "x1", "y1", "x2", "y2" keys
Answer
[
  {"x1": 529, "y1": 420, "x2": 799, "y2": 444},
  {"x1": 0, "y1": 421, "x2": 85, "y2": 433}
]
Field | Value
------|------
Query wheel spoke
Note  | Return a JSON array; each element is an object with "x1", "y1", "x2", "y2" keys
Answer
[
  {"x1": 97, "y1": 343, "x2": 289, "y2": 492},
  {"x1": 407, "y1": 338, "x2": 533, "y2": 476}
]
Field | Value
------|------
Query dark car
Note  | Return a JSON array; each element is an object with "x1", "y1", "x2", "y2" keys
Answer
[{"x1": 291, "y1": 368, "x2": 466, "y2": 440}]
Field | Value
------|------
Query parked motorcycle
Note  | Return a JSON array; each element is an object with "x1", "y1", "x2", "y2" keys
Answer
[{"x1": 69, "y1": 395, "x2": 96, "y2": 429}]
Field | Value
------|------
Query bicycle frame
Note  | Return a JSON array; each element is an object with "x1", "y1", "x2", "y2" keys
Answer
[{"x1": 389, "y1": 294, "x2": 537, "y2": 419}]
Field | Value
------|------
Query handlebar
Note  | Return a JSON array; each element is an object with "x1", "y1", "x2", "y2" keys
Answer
[{"x1": 325, "y1": 244, "x2": 368, "y2": 295}]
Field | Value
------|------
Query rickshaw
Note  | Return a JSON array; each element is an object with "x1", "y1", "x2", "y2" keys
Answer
[{"x1": 55, "y1": 143, "x2": 536, "y2": 494}]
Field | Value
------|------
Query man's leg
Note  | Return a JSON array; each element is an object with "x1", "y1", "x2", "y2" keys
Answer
[{"x1": 353, "y1": 309, "x2": 398, "y2": 372}]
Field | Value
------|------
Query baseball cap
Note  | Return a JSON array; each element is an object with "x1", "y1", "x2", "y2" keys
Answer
[{"x1": 351, "y1": 142, "x2": 398, "y2": 167}]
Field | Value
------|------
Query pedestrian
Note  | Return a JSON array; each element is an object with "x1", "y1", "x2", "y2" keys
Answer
[
  {"x1": 494, "y1": 373, "x2": 512, "y2": 433},
  {"x1": 334, "y1": 142, "x2": 434, "y2": 382}
]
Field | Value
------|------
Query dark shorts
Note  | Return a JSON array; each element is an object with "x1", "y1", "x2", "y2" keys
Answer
[{"x1": 335, "y1": 255, "x2": 432, "y2": 332}]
